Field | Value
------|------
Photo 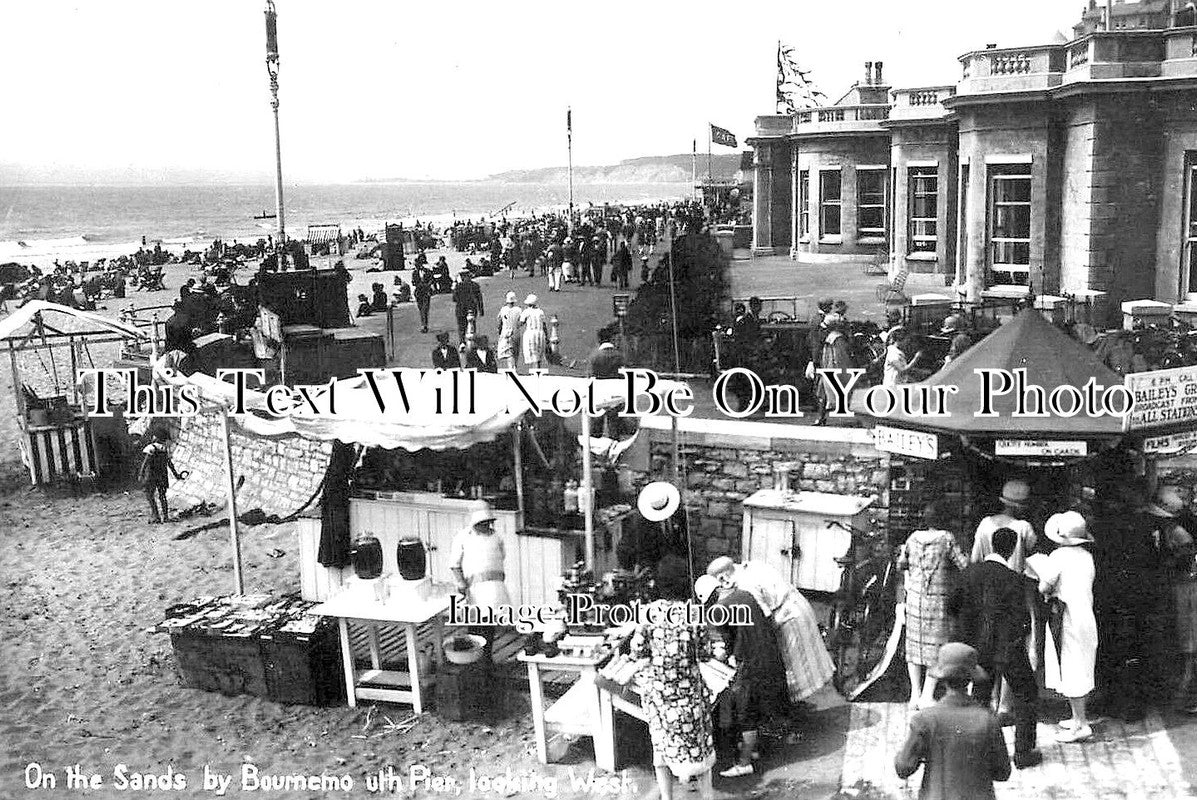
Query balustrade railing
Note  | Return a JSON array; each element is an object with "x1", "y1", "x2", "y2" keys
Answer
[{"x1": 991, "y1": 52, "x2": 1032, "y2": 74}]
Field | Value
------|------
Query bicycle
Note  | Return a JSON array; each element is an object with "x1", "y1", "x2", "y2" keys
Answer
[{"x1": 824, "y1": 519, "x2": 900, "y2": 700}]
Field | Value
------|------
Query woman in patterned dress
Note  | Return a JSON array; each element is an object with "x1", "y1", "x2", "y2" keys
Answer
[
  {"x1": 629, "y1": 555, "x2": 715, "y2": 800},
  {"x1": 519, "y1": 295, "x2": 548, "y2": 373},
  {"x1": 898, "y1": 501, "x2": 969, "y2": 709},
  {"x1": 495, "y1": 291, "x2": 521, "y2": 370}
]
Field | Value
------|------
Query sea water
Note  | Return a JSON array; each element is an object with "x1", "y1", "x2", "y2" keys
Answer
[{"x1": 0, "y1": 181, "x2": 690, "y2": 263}]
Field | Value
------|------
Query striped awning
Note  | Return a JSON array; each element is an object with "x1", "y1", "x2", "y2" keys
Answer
[{"x1": 306, "y1": 224, "x2": 342, "y2": 245}]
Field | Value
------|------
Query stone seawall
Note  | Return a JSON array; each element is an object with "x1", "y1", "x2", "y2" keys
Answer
[
  {"x1": 164, "y1": 410, "x2": 333, "y2": 518},
  {"x1": 623, "y1": 418, "x2": 890, "y2": 565}
]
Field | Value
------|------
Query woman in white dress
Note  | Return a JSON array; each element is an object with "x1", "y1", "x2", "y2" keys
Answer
[
  {"x1": 1030, "y1": 511, "x2": 1098, "y2": 743},
  {"x1": 519, "y1": 294, "x2": 548, "y2": 373},
  {"x1": 495, "y1": 291, "x2": 521, "y2": 370}
]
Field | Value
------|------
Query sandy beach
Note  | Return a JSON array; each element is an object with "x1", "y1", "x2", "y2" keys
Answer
[{"x1": 0, "y1": 241, "x2": 849, "y2": 799}]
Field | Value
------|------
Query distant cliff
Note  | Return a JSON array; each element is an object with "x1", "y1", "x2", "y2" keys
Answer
[{"x1": 484, "y1": 153, "x2": 743, "y2": 184}]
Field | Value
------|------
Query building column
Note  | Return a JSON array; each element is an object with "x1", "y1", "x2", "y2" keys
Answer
[
  {"x1": 965, "y1": 158, "x2": 986, "y2": 302},
  {"x1": 753, "y1": 145, "x2": 774, "y2": 254},
  {"x1": 790, "y1": 144, "x2": 800, "y2": 259}
]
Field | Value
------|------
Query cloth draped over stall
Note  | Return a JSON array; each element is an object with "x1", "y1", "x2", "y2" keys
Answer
[
  {"x1": 152, "y1": 366, "x2": 684, "y2": 451},
  {"x1": 151, "y1": 366, "x2": 689, "y2": 565}
]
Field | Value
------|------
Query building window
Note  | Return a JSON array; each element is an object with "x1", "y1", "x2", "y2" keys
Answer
[
  {"x1": 799, "y1": 170, "x2": 810, "y2": 239},
  {"x1": 857, "y1": 169, "x2": 886, "y2": 239},
  {"x1": 908, "y1": 166, "x2": 938, "y2": 254},
  {"x1": 820, "y1": 170, "x2": 841, "y2": 238},
  {"x1": 1184, "y1": 156, "x2": 1197, "y2": 295},
  {"x1": 987, "y1": 164, "x2": 1032, "y2": 285}
]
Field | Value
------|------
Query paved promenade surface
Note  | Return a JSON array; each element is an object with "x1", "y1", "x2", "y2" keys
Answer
[{"x1": 841, "y1": 702, "x2": 1193, "y2": 799}]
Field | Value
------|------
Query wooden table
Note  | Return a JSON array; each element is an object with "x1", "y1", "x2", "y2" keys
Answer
[
  {"x1": 310, "y1": 593, "x2": 449, "y2": 713},
  {"x1": 517, "y1": 651, "x2": 617, "y2": 772}
]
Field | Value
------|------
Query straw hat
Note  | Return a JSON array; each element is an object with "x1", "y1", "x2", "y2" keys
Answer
[
  {"x1": 638, "y1": 481, "x2": 681, "y2": 522},
  {"x1": 1146, "y1": 486, "x2": 1187, "y2": 518},
  {"x1": 505, "y1": 291, "x2": 517, "y2": 304},
  {"x1": 525, "y1": 294, "x2": 539, "y2": 306},
  {"x1": 706, "y1": 556, "x2": 735, "y2": 578},
  {"x1": 930, "y1": 642, "x2": 988, "y2": 682},
  {"x1": 999, "y1": 479, "x2": 1031, "y2": 510},
  {"x1": 1045, "y1": 511, "x2": 1093, "y2": 546},
  {"x1": 468, "y1": 500, "x2": 496, "y2": 527},
  {"x1": 694, "y1": 575, "x2": 721, "y2": 606}
]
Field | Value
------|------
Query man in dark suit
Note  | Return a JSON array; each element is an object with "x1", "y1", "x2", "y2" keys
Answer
[
  {"x1": 451, "y1": 270, "x2": 484, "y2": 343},
  {"x1": 895, "y1": 643, "x2": 1011, "y2": 800},
  {"x1": 951, "y1": 527, "x2": 1042, "y2": 768},
  {"x1": 432, "y1": 332, "x2": 460, "y2": 370},
  {"x1": 464, "y1": 335, "x2": 498, "y2": 373},
  {"x1": 587, "y1": 333, "x2": 625, "y2": 379},
  {"x1": 412, "y1": 265, "x2": 433, "y2": 333}
]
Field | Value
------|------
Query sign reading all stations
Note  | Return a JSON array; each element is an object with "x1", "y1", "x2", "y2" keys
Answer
[
  {"x1": 873, "y1": 425, "x2": 939, "y2": 460},
  {"x1": 994, "y1": 440, "x2": 1088, "y2": 457},
  {"x1": 1143, "y1": 429, "x2": 1197, "y2": 456},
  {"x1": 1125, "y1": 365, "x2": 1197, "y2": 430},
  {"x1": 612, "y1": 294, "x2": 631, "y2": 318}
]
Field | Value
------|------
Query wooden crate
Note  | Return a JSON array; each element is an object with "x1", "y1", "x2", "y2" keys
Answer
[
  {"x1": 171, "y1": 631, "x2": 268, "y2": 697},
  {"x1": 260, "y1": 620, "x2": 345, "y2": 706}
]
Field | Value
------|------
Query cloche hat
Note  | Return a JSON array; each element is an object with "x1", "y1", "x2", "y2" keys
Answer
[{"x1": 1045, "y1": 511, "x2": 1093, "y2": 546}]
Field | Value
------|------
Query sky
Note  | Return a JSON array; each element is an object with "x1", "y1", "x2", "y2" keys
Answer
[{"x1": 0, "y1": 0, "x2": 1090, "y2": 183}]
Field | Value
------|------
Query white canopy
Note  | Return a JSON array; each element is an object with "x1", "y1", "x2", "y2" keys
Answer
[
  {"x1": 0, "y1": 300, "x2": 146, "y2": 342},
  {"x1": 157, "y1": 365, "x2": 689, "y2": 452}
]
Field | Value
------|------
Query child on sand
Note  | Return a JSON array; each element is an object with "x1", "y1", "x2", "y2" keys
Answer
[{"x1": 138, "y1": 430, "x2": 188, "y2": 524}]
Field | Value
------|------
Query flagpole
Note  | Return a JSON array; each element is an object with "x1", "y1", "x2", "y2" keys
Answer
[
  {"x1": 692, "y1": 139, "x2": 697, "y2": 201},
  {"x1": 567, "y1": 107, "x2": 574, "y2": 229},
  {"x1": 265, "y1": 1, "x2": 286, "y2": 271},
  {"x1": 707, "y1": 126, "x2": 713, "y2": 184}
]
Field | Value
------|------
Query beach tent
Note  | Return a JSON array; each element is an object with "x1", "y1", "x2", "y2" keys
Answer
[
  {"x1": 1, "y1": 301, "x2": 148, "y2": 487},
  {"x1": 850, "y1": 308, "x2": 1126, "y2": 438}
]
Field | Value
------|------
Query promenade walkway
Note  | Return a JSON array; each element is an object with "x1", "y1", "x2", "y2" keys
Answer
[{"x1": 841, "y1": 702, "x2": 1192, "y2": 800}]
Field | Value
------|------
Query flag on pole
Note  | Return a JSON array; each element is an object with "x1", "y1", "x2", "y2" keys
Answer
[
  {"x1": 710, "y1": 124, "x2": 737, "y2": 148},
  {"x1": 567, "y1": 107, "x2": 572, "y2": 135},
  {"x1": 693, "y1": 139, "x2": 697, "y2": 154},
  {"x1": 776, "y1": 42, "x2": 826, "y2": 114}
]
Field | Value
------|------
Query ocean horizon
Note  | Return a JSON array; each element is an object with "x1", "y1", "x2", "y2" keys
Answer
[{"x1": 0, "y1": 181, "x2": 692, "y2": 263}]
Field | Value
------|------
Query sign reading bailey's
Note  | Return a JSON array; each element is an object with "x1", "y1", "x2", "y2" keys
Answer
[{"x1": 1124, "y1": 365, "x2": 1197, "y2": 431}]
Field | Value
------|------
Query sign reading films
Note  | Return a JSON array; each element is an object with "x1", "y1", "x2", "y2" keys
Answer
[{"x1": 1124, "y1": 365, "x2": 1197, "y2": 431}]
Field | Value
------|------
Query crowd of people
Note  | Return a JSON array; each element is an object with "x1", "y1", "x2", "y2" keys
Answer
[{"x1": 886, "y1": 474, "x2": 1197, "y2": 796}]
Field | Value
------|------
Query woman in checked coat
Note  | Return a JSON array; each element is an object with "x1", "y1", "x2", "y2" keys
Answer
[
  {"x1": 519, "y1": 294, "x2": 548, "y2": 373},
  {"x1": 899, "y1": 501, "x2": 969, "y2": 709}
]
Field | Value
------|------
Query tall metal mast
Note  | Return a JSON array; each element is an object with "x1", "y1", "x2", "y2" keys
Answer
[{"x1": 265, "y1": 1, "x2": 287, "y2": 269}]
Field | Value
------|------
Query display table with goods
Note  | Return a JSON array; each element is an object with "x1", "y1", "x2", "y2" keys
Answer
[
  {"x1": 310, "y1": 585, "x2": 450, "y2": 713},
  {"x1": 155, "y1": 594, "x2": 344, "y2": 705},
  {"x1": 517, "y1": 629, "x2": 628, "y2": 772}
]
